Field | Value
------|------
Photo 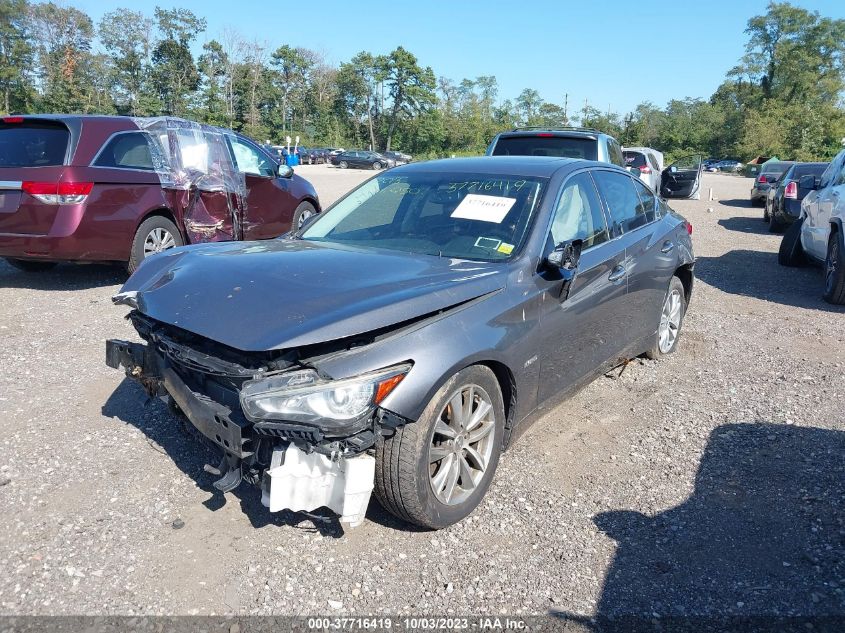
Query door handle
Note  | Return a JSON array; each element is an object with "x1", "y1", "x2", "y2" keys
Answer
[
  {"x1": 608, "y1": 265, "x2": 626, "y2": 282},
  {"x1": 832, "y1": 190, "x2": 840, "y2": 197},
  {"x1": 660, "y1": 241, "x2": 675, "y2": 254}
]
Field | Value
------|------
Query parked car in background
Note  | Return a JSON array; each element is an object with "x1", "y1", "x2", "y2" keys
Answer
[
  {"x1": 299, "y1": 147, "x2": 327, "y2": 165},
  {"x1": 107, "y1": 155, "x2": 695, "y2": 529},
  {"x1": 382, "y1": 150, "x2": 412, "y2": 164},
  {"x1": 751, "y1": 161, "x2": 794, "y2": 206},
  {"x1": 486, "y1": 127, "x2": 625, "y2": 167},
  {"x1": 623, "y1": 147, "x2": 663, "y2": 193},
  {"x1": 0, "y1": 115, "x2": 320, "y2": 273},
  {"x1": 716, "y1": 159, "x2": 743, "y2": 172},
  {"x1": 764, "y1": 162, "x2": 828, "y2": 232},
  {"x1": 331, "y1": 150, "x2": 394, "y2": 169},
  {"x1": 703, "y1": 158, "x2": 720, "y2": 171},
  {"x1": 779, "y1": 149, "x2": 845, "y2": 304}
]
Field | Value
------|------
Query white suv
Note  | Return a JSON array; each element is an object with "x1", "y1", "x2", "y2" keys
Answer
[{"x1": 778, "y1": 148, "x2": 845, "y2": 304}]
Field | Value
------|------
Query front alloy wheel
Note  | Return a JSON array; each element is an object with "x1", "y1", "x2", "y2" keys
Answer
[
  {"x1": 428, "y1": 384, "x2": 496, "y2": 506},
  {"x1": 374, "y1": 365, "x2": 504, "y2": 529},
  {"x1": 823, "y1": 234, "x2": 845, "y2": 304}
]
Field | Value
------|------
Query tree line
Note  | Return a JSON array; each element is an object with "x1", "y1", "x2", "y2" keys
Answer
[{"x1": 1, "y1": 1, "x2": 844, "y2": 161}]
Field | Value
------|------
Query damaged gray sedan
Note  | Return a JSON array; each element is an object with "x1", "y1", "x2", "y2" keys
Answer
[{"x1": 106, "y1": 156, "x2": 695, "y2": 529}]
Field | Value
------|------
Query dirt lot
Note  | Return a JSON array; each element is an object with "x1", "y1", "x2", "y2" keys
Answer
[{"x1": 0, "y1": 168, "x2": 843, "y2": 618}]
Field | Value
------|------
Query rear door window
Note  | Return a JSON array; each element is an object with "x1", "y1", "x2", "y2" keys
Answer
[
  {"x1": 94, "y1": 132, "x2": 155, "y2": 170},
  {"x1": 592, "y1": 170, "x2": 648, "y2": 233},
  {"x1": 492, "y1": 135, "x2": 598, "y2": 160},
  {"x1": 631, "y1": 178, "x2": 658, "y2": 223},
  {"x1": 0, "y1": 121, "x2": 69, "y2": 167}
]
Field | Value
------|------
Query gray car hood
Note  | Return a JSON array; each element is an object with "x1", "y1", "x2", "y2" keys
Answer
[{"x1": 117, "y1": 239, "x2": 507, "y2": 351}]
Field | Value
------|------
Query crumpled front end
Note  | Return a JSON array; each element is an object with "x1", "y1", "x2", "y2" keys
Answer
[{"x1": 106, "y1": 312, "x2": 412, "y2": 527}]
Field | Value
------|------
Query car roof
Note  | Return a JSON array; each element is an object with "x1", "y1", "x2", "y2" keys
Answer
[{"x1": 392, "y1": 156, "x2": 612, "y2": 178}]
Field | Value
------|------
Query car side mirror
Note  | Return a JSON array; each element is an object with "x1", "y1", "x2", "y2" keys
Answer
[
  {"x1": 545, "y1": 239, "x2": 582, "y2": 300},
  {"x1": 277, "y1": 163, "x2": 294, "y2": 178},
  {"x1": 798, "y1": 174, "x2": 817, "y2": 190}
]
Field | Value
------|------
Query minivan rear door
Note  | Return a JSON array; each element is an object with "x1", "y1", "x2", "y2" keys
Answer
[
  {"x1": 660, "y1": 155, "x2": 702, "y2": 199},
  {"x1": 0, "y1": 119, "x2": 70, "y2": 235}
]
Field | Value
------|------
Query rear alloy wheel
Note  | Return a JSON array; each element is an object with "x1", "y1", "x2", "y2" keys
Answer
[
  {"x1": 778, "y1": 217, "x2": 806, "y2": 267},
  {"x1": 129, "y1": 215, "x2": 183, "y2": 274},
  {"x1": 374, "y1": 365, "x2": 504, "y2": 529},
  {"x1": 291, "y1": 201, "x2": 317, "y2": 231},
  {"x1": 4, "y1": 258, "x2": 57, "y2": 272},
  {"x1": 646, "y1": 276, "x2": 686, "y2": 359},
  {"x1": 823, "y1": 233, "x2": 845, "y2": 305},
  {"x1": 338, "y1": 161, "x2": 348, "y2": 169}
]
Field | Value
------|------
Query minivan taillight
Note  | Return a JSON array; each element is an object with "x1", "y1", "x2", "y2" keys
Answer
[
  {"x1": 22, "y1": 181, "x2": 93, "y2": 204},
  {"x1": 784, "y1": 181, "x2": 798, "y2": 199}
]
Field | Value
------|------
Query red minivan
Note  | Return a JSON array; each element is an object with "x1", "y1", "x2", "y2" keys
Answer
[{"x1": 0, "y1": 115, "x2": 321, "y2": 272}]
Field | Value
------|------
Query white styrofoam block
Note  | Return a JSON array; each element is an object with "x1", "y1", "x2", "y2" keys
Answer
[{"x1": 261, "y1": 444, "x2": 375, "y2": 528}]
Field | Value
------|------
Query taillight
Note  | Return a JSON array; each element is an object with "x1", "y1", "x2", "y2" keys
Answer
[
  {"x1": 686, "y1": 222, "x2": 693, "y2": 235},
  {"x1": 22, "y1": 181, "x2": 93, "y2": 204},
  {"x1": 758, "y1": 175, "x2": 768, "y2": 184},
  {"x1": 2, "y1": 116, "x2": 23, "y2": 123},
  {"x1": 639, "y1": 166, "x2": 652, "y2": 174},
  {"x1": 784, "y1": 181, "x2": 798, "y2": 199},
  {"x1": 536, "y1": 133, "x2": 554, "y2": 137}
]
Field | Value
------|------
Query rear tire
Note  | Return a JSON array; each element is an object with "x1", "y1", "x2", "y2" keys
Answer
[
  {"x1": 823, "y1": 232, "x2": 845, "y2": 305},
  {"x1": 768, "y1": 209, "x2": 785, "y2": 233},
  {"x1": 763, "y1": 199, "x2": 770, "y2": 221},
  {"x1": 291, "y1": 201, "x2": 317, "y2": 231},
  {"x1": 372, "y1": 161, "x2": 381, "y2": 170},
  {"x1": 645, "y1": 276, "x2": 686, "y2": 359},
  {"x1": 374, "y1": 365, "x2": 504, "y2": 529},
  {"x1": 128, "y1": 215, "x2": 183, "y2": 274},
  {"x1": 338, "y1": 161, "x2": 348, "y2": 169},
  {"x1": 778, "y1": 217, "x2": 806, "y2": 267},
  {"x1": 4, "y1": 258, "x2": 57, "y2": 272}
]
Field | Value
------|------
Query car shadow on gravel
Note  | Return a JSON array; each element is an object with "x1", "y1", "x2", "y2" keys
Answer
[
  {"x1": 717, "y1": 216, "x2": 771, "y2": 235},
  {"x1": 696, "y1": 249, "x2": 845, "y2": 313},
  {"x1": 0, "y1": 260, "x2": 126, "y2": 290},
  {"x1": 553, "y1": 423, "x2": 845, "y2": 630},
  {"x1": 102, "y1": 378, "x2": 346, "y2": 538}
]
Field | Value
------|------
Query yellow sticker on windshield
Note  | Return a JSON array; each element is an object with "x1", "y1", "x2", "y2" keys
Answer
[{"x1": 497, "y1": 243, "x2": 514, "y2": 255}]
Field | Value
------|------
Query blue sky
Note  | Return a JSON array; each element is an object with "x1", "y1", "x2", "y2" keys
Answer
[{"x1": 74, "y1": 0, "x2": 845, "y2": 114}]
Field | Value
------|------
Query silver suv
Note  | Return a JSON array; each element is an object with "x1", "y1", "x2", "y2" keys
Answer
[
  {"x1": 486, "y1": 127, "x2": 625, "y2": 167},
  {"x1": 778, "y1": 148, "x2": 845, "y2": 304}
]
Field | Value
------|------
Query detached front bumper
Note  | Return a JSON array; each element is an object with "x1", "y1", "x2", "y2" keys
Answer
[{"x1": 105, "y1": 338, "x2": 384, "y2": 526}]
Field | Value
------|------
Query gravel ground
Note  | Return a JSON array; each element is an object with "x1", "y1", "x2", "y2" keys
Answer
[{"x1": 0, "y1": 169, "x2": 843, "y2": 617}]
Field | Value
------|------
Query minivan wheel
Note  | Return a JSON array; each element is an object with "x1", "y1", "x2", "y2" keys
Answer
[
  {"x1": 4, "y1": 258, "x2": 57, "y2": 272},
  {"x1": 374, "y1": 365, "x2": 504, "y2": 529},
  {"x1": 646, "y1": 276, "x2": 686, "y2": 359},
  {"x1": 823, "y1": 233, "x2": 845, "y2": 305},
  {"x1": 128, "y1": 216, "x2": 183, "y2": 274},
  {"x1": 778, "y1": 217, "x2": 806, "y2": 267},
  {"x1": 292, "y1": 201, "x2": 317, "y2": 231}
]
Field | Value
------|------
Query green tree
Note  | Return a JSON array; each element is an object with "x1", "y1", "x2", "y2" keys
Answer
[
  {"x1": 380, "y1": 47, "x2": 435, "y2": 151},
  {"x1": 98, "y1": 9, "x2": 155, "y2": 115},
  {"x1": 150, "y1": 7, "x2": 205, "y2": 116},
  {"x1": 0, "y1": 0, "x2": 34, "y2": 113}
]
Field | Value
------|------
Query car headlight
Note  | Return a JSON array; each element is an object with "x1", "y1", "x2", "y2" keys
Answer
[{"x1": 239, "y1": 363, "x2": 412, "y2": 431}]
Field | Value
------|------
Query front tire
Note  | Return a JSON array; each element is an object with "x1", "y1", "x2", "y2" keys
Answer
[
  {"x1": 823, "y1": 232, "x2": 845, "y2": 305},
  {"x1": 646, "y1": 276, "x2": 686, "y2": 359},
  {"x1": 128, "y1": 216, "x2": 183, "y2": 274},
  {"x1": 291, "y1": 201, "x2": 317, "y2": 231},
  {"x1": 778, "y1": 217, "x2": 806, "y2": 267},
  {"x1": 338, "y1": 161, "x2": 348, "y2": 169},
  {"x1": 4, "y1": 258, "x2": 57, "y2": 272},
  {"x1": 372, "y1": 161, "x2": 381, "y2": 170},
  {"x1": 374, "y1": 365, "x2": 505, "y2": 529}
]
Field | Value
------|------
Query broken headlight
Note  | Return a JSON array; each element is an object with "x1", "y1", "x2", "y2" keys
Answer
[{"x1": 240, "y1": 364, "x2": 411, "y2": 432}]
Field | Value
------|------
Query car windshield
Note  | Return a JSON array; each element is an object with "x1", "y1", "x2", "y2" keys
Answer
[
  {"x1": 492, "y1": 135, "x2": 598, "y2": 160},
  {"x1": 762, "y1": 162, "x2": 791, "y2": 175},
  {"x1": 301, "y1": 171, "x2": 546, "y2": 261}
]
